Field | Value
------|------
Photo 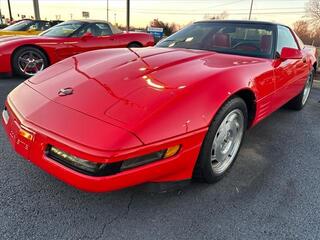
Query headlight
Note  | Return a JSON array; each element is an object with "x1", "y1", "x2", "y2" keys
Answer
[
  {"x1": 47, "y1": 146, "x2": 109, "y2": 175},
  {"x1": 47, "y1": 145, "x2": 181, "y2": 176}
]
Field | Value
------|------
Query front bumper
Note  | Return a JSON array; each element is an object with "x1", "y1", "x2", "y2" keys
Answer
[
  {"x1": 0, "y1": 52, "x2": 12, "y2": 74},
  {"x1": 2, "y1": 100, "x2": 207, "y2": 192}
]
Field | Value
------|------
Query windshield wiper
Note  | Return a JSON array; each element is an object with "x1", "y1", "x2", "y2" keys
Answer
[{"x1": 160, "y1": 37, "x2": 194, "y2": 47}]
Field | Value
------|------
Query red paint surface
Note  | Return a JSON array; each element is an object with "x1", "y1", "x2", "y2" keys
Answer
[
  {"x1": 0, "y1": 32, "x2": 154, "y2": 74},
  {"x1": 1, "y1": 25, "x2": 316, "y2": 192}
]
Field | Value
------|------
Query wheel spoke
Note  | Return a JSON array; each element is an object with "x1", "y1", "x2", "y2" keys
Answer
[
  {"x1": 35, "y1": 59, "x2": 43, "y2": 64},
  {"x1": 18, "y1": 57, "x2": 29, "y2": 64},
  {"x1": 211, "y1": 154, "x2": 217, "y2": 163},
  {"x1": 23, "y1": 63, "x2": 30, "y2": 73},
  {"x1": 17, "y1": 50, "x2": 46, "y2": 76},
  {"x1": 302, "y1": 73, "x2": 313, "y2": 105},
  {"x1": 210, "y1": 109, "x2": 244, "y2": 174}
]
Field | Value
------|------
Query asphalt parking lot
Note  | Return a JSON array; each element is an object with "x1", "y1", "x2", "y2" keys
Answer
[{"x1": 1, "y1": 77, "x2": 320, "y2": 240}]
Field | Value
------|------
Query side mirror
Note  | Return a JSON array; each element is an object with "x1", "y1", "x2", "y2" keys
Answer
[
  {"x1": 280, "y1": 47, "x2": 303, "y2": 60},
  {"x1": 81, "y1": 32, "x2": 93, "y2": 41}
]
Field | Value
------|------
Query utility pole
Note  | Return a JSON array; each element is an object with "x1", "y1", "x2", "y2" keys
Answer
[
  {"x1": 0, "y1": 0, "x2": 2, "y2": 24},
  {"x1": 33, "y1": 0, "x2": 40, "y2": 20},
  {"x1": 126, "y1": 0, "x2": 130, "y2": 31},
  {"x1": 107, "y1": 0, "x2": 109, "y2": 22},
  {"x1": 7, "y1": 0, "x2": 12, "y2": 21},
  {"x1": 248, "y1": 0, "x2": 254, "y2": 20}
]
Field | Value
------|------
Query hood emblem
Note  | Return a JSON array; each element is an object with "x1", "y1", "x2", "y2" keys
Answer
[{"x1": 58, "y1": 88, "x2": 74, "y2": 96}]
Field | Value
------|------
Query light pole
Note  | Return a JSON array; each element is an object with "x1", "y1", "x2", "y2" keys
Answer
[
  {"x1": 33, "y1": 0, "x2": 40, "y2": 20},
  {"x1": 126, "y1": 0, "x2": 130, "y2": 31},
  {"x1": 7, "y1": 0, "x2": 12, "y2": 21},
  {"x1": 248, "y1": 0, "x2": 254, "y2": 20},
  {"x1": 0, "y1": 0, "x2": 2, "y2": 24},
  {"x1": 107, "y1": 0, "x2": 109, "y2": 22}
]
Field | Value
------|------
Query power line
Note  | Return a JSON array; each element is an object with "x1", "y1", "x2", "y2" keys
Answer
[
  {"x1": 108, "y1": 7, "x2": 306, "y2": 13},
  {"x1": 108, "y1": 8, "x2": 306, "y2": 16}
]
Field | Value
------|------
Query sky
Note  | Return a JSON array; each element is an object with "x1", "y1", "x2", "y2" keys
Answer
[{"x1": 0, "y1": 0, "x2": 310, "y2": 28}]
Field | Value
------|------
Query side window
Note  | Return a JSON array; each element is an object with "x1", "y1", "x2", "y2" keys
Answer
[
  {"x1": 76, "y1": 24, "x2": 97, "y2": 36},
  {"x1": 41, "y1": 22, "x2": 51, "y2": 31},
  {"x1": 28, "y1": 22, "x2": 37, "y2": 31},
  {"x1": 34, "y1": 22, "x2": 48, "y2": 31},
  {"x1": 94, "y1": 23, "x2": 113, "y2": 36},
  {"x1": 276, "y1": 26, "x2": 299, "y2": 54}
]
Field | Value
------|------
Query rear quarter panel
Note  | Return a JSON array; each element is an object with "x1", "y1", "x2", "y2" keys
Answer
[{"x1": 115, "y1": 32, "x2": 154, "y2": 47}]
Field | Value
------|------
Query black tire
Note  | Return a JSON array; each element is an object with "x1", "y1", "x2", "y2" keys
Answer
[
  {"x1": 286, "y1": 70, "x2": 314, "y2": 111},
  {"x1": 194, "y1": 97, "x2": 248, "y2": 183},
  {"x1": 12, "y1": 46, "x2": 49, "y2": 78},
  {"x1": 127, "y1": 42, "x2": 142, "y2": 48}
]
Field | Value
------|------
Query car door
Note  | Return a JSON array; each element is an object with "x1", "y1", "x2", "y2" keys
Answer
[
  {"x1": 73, "y1": 23, "x2": 119, "y2": 54},
  {"x1": 273, "y1": 25, "x2": 308, "y2": 109}
]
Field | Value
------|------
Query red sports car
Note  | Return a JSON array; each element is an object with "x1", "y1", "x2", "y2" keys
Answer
[
  {"x1": 2, "y1": 20, "x2": 317, "y2": 192},
  {"x1": 0, "y1": 20, "x2": 154, "y2": 78}
]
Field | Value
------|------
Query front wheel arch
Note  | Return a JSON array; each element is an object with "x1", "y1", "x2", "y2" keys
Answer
[
  {"x1": 233, "y1": 89, "x2": 257, "y2": 128},
  {"x1": 127, "y1": 42, "x2": 143, "y2": 48},
  {"x1": 313, "y1": 62, "x2": 318, "y2": 74},
  {"x1": 11, "y1": 45, "x2": 50, "y2": 78},
  {"x1": 193, "y1": 96, "x2": 249, "y2": 182},
  {"x1": 11, "y1": 44, "x2": 51, "y2": 68},
  {"x1": 208, "y1": 88, "x2": 257, "y2": 130}
]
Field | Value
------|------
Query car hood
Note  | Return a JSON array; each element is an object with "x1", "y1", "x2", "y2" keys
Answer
[
  {"x1": 26, "y1": 47, "x2": 264, "y2": 142},
  {"x1": 0, "y1": 35, "x2": 58, "y2": 44}
]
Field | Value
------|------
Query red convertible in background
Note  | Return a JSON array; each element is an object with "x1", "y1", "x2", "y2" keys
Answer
[
  {"x1": 2, "y1": 20, "x2": 318, "y2": 192},
  {"x1": 0, "y1": 20, "x2": 154, "y2": 78}
]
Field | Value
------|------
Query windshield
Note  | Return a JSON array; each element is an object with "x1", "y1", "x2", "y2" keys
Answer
[
  {"x1": 157, "y1": 22, "x2": 276, "y2": 59},
  {"x1": 3, "y1": 20, "x2": 33, "y2": 31},
  {"x1": 40, "y1": 22, "x2": 84, "y2": 37}
]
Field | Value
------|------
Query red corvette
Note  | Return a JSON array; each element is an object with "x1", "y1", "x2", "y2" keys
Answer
[
  {"x1": 2, "y1": 20, "x2": 318, "y2": 192},
  {"x1": 0, "y1": 20, "x2": 154, "y2": 78}
]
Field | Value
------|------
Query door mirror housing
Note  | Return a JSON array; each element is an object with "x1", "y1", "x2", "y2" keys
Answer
[
  {"x1": 280, "y1": 47, "x2": 303, "y2": 60},
  {"x1": 81, "y1": 32, "x2": 93, "y2": 41}
]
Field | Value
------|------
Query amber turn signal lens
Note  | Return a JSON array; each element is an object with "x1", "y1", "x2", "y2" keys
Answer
[
  {"x1": 19, "y1": 127, "x2": 34, "y2": 141},
  {"x1": 164, "y1": 145, "x2": 181, "y2": 158}
]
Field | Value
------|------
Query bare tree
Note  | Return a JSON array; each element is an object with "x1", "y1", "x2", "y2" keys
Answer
[
  {"x1": 310, "y1": 27, "x2": 320, "y2": 46},
  {"x1": 293, "y1": 19, "x2": 320, "y2": 46},
  {"x1": 294, "y1": 20, "x2": 312, "y2": 44},
  {"x1": 307, "y1": 0, "x2": 320, "y2": 27},
  {"x1": 150, "y1": 19, "x2": 179, "y2": 36},
  {"x1": 204, "y1": 11, "x2": 228, "y2": 20}
]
